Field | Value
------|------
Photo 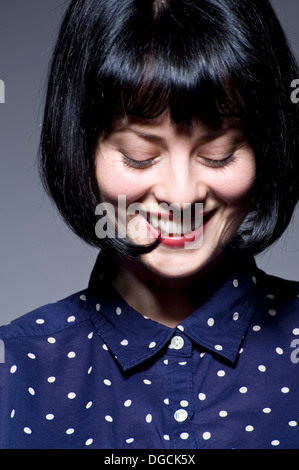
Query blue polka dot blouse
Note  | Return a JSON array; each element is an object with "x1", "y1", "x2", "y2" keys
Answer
[{"x1": 0, "y1": 254, "x2": 299, "y2": 449}]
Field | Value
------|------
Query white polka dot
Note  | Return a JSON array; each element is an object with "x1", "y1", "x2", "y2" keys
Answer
[
  {"x1": 263, "y1": 407, "x2": 271, "y2": 414},
  {"x1": 47, "y1": 376, "x2": 56, "y2": 383},
  {"x1": 179, "y1": 361, "x2": 187, "y2": 366},
  {"x1": 88, "y1": 332, "x2": 93, "y2": 339},
  {"x1": 36, "y1": 319, "x2": 45, "y2": 324},
  {"x1": 88, "y1": 366, "x2": 93, "y2": 374},
  {"x1": 80, "y1": 295, "x2": 87, "y2": 301},
  {"x1": 281, "y1": 387, "x2": 290, "y2": 394},
  {"x1": 245, "y1": 425, "x2": 254, "y2": 432},
  {"x1": 66, "y1": 428, "x2": 74, "y2": 435},
  {"x1": 239, "y1": 347, "x2": 244, "y2": 354},
  {"x1": 46, "y1": 414, "x2": 54, "y2": 420},
  {"x1": 86, "y1": 401, "x2": 93, "y2": 409},
  {"x1": 289, "y1": 420, "x2": 297, "y2": 427},
  {"x1": 105, "y1": 415, "x2": 113, "y2": 422},
  {"x1": 10, "y1": 365, "x2": 17, "y2": 374},
  {"x1": 121, "y1": 339, "x2": 128, "y2": 346},
  {"x1": 11, "y1": 409, "x2": 15, "y2": 418},
  {"x1": 219, "y1": 410, "x2": 228, "y2": 417},
  {"x1": 252, "y1": 325, "x2": 261, "y2": 331},
  {"x1": 67, "y1": 316, "x2": 76, "y2": 323},
  {"x1": 27, "y1": 353, "x2": 36, "y2": 360},
  {"x1": 146, "y1": 414, "x2": 152, "y2": 423},
  {"x1": 24, "y1": 427, "x2": 32, "y2": 435},
  {"x1": 85, "y1": 438, "x2": 93, "y2": 446},
  {"x1": 233, "y1": 312, "x2": 239, "y2": 321},
  {"x1": 177, "y1": 325, "x2": 184, "y2": 332},
  {"x1": 207, "y1": 318, "x2": 215, "y2": 327},
  {"x1": 268, "y1": 309, "x2": 276, "y2": 317},
  {"x1": 293, "y1": 328, "x2": 299, "y2": 336},
  {"x1": 239, "y1": 386, "x2": 248, "y2": 394},
  {"x1": 163, "y1": 360, "x2": 169, "y2": 365},
  {"x1": 214, "y1": 344, "x2": 223, "y2": 351},
  {"x1": 96, "y1": 303, "x2": 101, "y2": 311},
  {"x1": 28, "y1": 387, "x2": 35, "y2": 396},
  {"x1": 47, "y1": 337, "x2": 56, "y2": 344},
  {"x1": 126, "y1": 438, "x2": 134, "y2": 444},
  {"x1": 258, "y1": 365, "x2": 266, "y2": 372},
  {"x1": 164, "y1": 398, "x2": 169, "y2": 405},
  {"x1": 124, "y1": 399, "x2": 132, "y2": 407},
  {"x1": 252, "y1": 276, "x2": 257, "y2": 284},
  {"x1": 267, "y1": 294, "x2": 275, "y2": 299},
  {"x1": 198, "y1": 393, "x2": 206, "y2": 401},
  {"x1": 163, "y1": 435, "x2": 170, "y2": 441},
  {"x1": 149, "y1": 342, "x2": 156, "y2": 349},
  {"x1": 116, "y1": 307, "x2": 122, "y2": 315},
  {"x1": 203, "y1": 432, "x2": 211, "y2": 440},
  {"x1": 276, "y1": 347, "x2": 284, "y2": 355},
  {"x1": 68, "y1": 392, "x2": 76, "y2": 399},
  {"x1": 180, "y1": 432, "x2": 189, "y2": 440},
  {"x1": 102, "y1": 344, "x2": 109, "y2": 351},
  {"x1": 233, "y1": 279, "x2": 239, "y2": 287},
  {"x1": 104, "y1": 379, "x2": 111, "y2": 386},
  {"x1": 67, "y1": 351, "x2": 76, "y2": 358},
  {"x1": 180, "y1": 400, "x2": 189, "y2": 407},
  {"x1": 143, "y1": 379, "x2": 151, "y2": 385},
  {"x1": 217, "y1": 370, "x2": 226, "y2": 377},
  {"x1": 271, "y1": 440, "x2": 280, "y2": 447}
]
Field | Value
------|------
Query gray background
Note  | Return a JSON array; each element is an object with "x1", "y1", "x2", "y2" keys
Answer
[{"x1": 1, "y1": 0, "x2": 299, "y2": 324}]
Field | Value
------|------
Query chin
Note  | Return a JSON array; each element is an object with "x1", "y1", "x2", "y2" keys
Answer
[{"x1": 139, "y1": 245, "x2": 223, "y2": 286}]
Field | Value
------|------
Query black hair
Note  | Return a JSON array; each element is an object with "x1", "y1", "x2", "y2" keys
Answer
[{"x1": 39, "y1": 0, "x2": 299, "y2": 258}]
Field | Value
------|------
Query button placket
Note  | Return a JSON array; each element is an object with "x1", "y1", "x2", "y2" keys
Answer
[{"x1": 166, "y1": 334, "x2": 198, "y2": 448}]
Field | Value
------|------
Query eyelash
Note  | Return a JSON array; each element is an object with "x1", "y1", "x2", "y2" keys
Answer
[
  {"x1": 121, "y1": 152, "x2": 157, "y2": 169},
  {"x1": 121, "y1": 151, "x2": 238, "y2": 170},
  {"x1": 199, "y1": 152, "x2": 237, "y2": 169}
]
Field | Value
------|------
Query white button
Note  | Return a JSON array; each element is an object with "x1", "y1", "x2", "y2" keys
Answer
[
  {"x1": 174, "y1": 409, "x2": 188, "y2": 422},
  {"x1": 169, "y1": 336, "x2": 184, "y2": 350}
]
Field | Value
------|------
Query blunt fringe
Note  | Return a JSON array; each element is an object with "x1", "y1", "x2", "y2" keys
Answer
[{"x1": 39, "y1": 0, "x2": 299, "y2": 258}]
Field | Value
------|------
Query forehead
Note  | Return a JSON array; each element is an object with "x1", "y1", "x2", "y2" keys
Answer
[{"x1": 106, "y1": 112, "x2": 244, "y2": 140}]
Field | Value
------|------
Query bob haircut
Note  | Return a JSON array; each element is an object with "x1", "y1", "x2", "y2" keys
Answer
[{"x1": 40, "y1": 0, "x2": 299, "y2": 258}]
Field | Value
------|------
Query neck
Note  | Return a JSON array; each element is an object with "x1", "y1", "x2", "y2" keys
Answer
[{"x1": 112, "y1": 253, "x2": 232, "y2": 328}]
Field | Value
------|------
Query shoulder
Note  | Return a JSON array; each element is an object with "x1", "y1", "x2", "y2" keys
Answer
[
  {"x1": 254, "y1": 268, "x2": 299, "y2": 336},
  {"x1": 0, "y1": 290, "x2": 93, "y2": 340},
  {"x1": 257, "y1": 269, "x2": 299, "y2": 308}
]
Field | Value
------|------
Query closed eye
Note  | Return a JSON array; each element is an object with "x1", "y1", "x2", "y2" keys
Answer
[
  {"x1": 121, "y1": 152, "x2": 158, "y2": 169},
  {"x1": 198, "y1": 152, "x2": 237, "y2": 169}
]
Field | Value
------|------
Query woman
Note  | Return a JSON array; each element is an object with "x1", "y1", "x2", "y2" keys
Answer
[{"x1": 0, "y1": 0, "x2": 299, "y2": 449}]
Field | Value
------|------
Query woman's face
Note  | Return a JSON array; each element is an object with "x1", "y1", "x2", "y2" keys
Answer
[{"x1": 95, "y1": 112, "x2": 256, "y2": 281}]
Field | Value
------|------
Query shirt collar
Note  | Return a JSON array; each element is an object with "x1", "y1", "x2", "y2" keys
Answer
[{"x1": 88, "y1": 252, "x2": 262, "y2": 371}]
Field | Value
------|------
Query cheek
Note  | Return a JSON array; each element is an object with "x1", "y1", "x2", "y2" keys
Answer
[
  {"x1": 96, "y1": 159, "x2": 149, "y2": 205},
  {"x1": 209, "y1": 163, "x2": 256, "y2": 206}
]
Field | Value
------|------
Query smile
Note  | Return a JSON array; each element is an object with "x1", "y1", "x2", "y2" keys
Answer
[{"x1": 142, "y1": 210, "x2": 214, "y2": 248}]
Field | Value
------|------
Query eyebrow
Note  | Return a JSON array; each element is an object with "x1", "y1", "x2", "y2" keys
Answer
[{"x1": 128, "y1": 129, "x2": 165, "y2": 143}]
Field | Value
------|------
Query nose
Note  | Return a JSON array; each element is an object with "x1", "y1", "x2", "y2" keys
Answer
[{"x1": 153, "y1": 158, "x2": 207, "y2": 209}]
